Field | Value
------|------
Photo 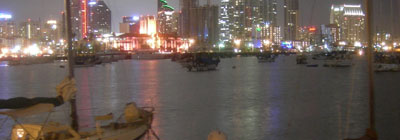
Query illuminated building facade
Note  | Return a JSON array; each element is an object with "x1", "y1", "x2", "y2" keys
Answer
[
  {"x1": 219, "y1": 0, "x2": 279, "y2": 45},
  {"x1": 0, "y1": 13, "x2": 16, "y2": 38},
  {"x1": 41, "y1": 20, "x2": 63, "y2": 45},
  {"x1": 321, "y1": 24, "x2": 340, "y2": 45},
  {"x1": 117, "y1": 34, "x2": 186, "y2": 52},
  {"x1": 140, "y1": 16, "x2": 157, "y2": 35},
  {"x1": 70, "y1": 0, "x2": 82, "y2": 39},
  {"x1": 157, "y1": 0, "x2": 178, "y2": 35},
  {"x1": 330, "y1": 4, "x2": 365, "y2": 44},
  {"x1": 120, "y1": 16, "x2": 140, "y2": 34},
  {"x1": 89, "y1": 0, "x2": 111, "y2": 35},
  {"x1": 284, "y1": 0, "x2": 299, "y2": 41}
]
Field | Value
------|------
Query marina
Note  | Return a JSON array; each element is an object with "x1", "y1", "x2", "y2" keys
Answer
[{"x1": 0, "y1": 56, "x2": 399, "y2": 139}]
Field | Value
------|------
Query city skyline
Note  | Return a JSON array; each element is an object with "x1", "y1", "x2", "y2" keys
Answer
[{"x1": 0, "y1": 0, "x2": 399, "y2": 37}]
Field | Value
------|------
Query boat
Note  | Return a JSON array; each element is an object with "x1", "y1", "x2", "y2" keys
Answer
[
  {"x1": 323, "y1": 52, "x2": 354, "y2": 67},
  {"x1": 1, "y1": 1, "x2": 157, "y2": 139},
  {"x1": 184, "y1": 53, "x2": 220, "y2": 71},
  {"x1": 296, "y1": 54, "x2": 308, "y2": 64},
  {"x1": 256, "y1": 53, "x2": 275, "y2": 63},
  {"x1": 323, "y1": 59, "x2": 353, "y2": 67},
  {"x1": 375, "y1": 63, "x2": 400, "y2": 72},
  {"x1": 131, "y1": 50, "x2": 168, "y2": 60},
  {"x1": 306, "y1": 64, "x2": 319, "y2": 67}
]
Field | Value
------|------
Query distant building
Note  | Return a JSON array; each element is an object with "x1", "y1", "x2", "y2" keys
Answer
[
  {"x1": 219, "y1": 0, "x2": 280, "y2": 46},
  {"x1": 157, "y1": 0, "x2": 178, "y2": 35},
  {"x1": 330, "y1": 4, "x2": 365, "y2": 44},
  {"x1": 139, "y1": 16, "x2": 157, "y2": 35},
  {"x1": 179, "y1": 0, "x2": 198, "y2": 37},
  {"x1": 189, "y1": 5, "x2": 219, "y2": 49},
  {"x1": 70, "y1": 0, "x2": 82, "y2": 39},
  {"x1": 41, "y1": 20, "x2": 63, "y2": 45},
  {"x1": 89, "y1": 0, "x2": 111, "y2": 35},
  {"x1": 0, "y1": 13, "x2": 16, "y2": 38},
  {"x1": 119, "y1": 16, "x2": 140, "y2": 34},
  {"x1": 284, "y1": 0, "x2": 299, "y2": 41},
  {"x1": 321, "y1": 24, "x2": 340, "y2": 45}
]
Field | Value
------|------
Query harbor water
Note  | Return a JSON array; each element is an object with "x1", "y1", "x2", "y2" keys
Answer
[{"x1": 0, "y1": 55, "x2": 399, "y2": 140}]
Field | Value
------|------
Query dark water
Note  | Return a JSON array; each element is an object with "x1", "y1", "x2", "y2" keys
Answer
[{"x1": 0, "y1": 56, "x2": 399, "y2": 140}]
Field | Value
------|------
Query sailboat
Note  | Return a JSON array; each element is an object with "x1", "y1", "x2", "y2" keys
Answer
[{"x1": 0, "y1": 0, "x2": 156, "y2": 139}]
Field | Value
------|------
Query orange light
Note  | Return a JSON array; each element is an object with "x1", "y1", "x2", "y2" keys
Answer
[{"x1": 309, "y1": 27, "x2": 316, "y2": 32}]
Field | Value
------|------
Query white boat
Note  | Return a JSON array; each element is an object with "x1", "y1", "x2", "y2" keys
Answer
[
  {"x1": 375, "y1": 63, "x2": 400, "y2": 72},
  {"x1": 131, "y1": 51, "x2": 167, "y2": 60},
  {"x1": 323, "y1": 59, "x2": 353, "y2": 67}
]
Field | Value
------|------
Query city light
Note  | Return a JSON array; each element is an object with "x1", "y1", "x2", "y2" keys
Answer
[
  {"x1": 133, "y1": 16, "x2": 140, "y2": 21},
  {"x1": 234, "y1": 39, "x2": 241, "y2": 46},
  {"x1": 263, "y1": 40, "x2": 271, "y2": 45},
  {"x1": 189, "y1": 39, "x2": 195, "y2": 44},
  {"x1": 339, "y1": 41, "x2": 347, "y2": 46},
  {"x1": 354, "y1": 41, "x2": 362, "y2": 47},
  {"x1": 1, "y1": 48, "x2": 9, "y2": 54},
  {"x1": 0, "y1": 13, "x2": 12, "y2": 19},
  {"x1": 47, "y1": 20, "x2": 57, "y2": 24}
]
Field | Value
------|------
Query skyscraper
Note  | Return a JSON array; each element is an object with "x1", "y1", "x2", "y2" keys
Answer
[
  {"x1": 284, "y1": 0, "x2": 299, "y2": 41},
  {"x1": 70, "y1": 0, "x2": 82, "y2": 39},
  {"x1": 179, "y1": 0, "x2": 198, "y2": 37},
  {"x1": 219, "y1": 0, "x2": 279, "y2": 45},
  {"x1": 330, "y1": 4, "x2": 365, "y2": 44},
  {"x1": 89, "y1": 0, "x2": 111, "y2": 35},
  {"x1": 157, "y1": 0, "x2": 178, "y2": 35}
]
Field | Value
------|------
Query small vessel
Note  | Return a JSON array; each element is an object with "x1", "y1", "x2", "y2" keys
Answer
[
  {"x1": 306, "y1": 64, "x2": 319, "y2": 67},
  {"x1": 375, "y1": 63, "x2": 400, "y2": 72},
  {"x1": 131, "y1": 50, "x2": 168, "y2": 60},
  {"x1": 184, "y1": 53, "x2": 220, "y2": 71},
  {"x1": 256, "y1": 53, "x2": 275, "y2": 63},
  {"x1": 296, "y1": 54, "x2": 308, "y2": 64},
  {"x1": 323, "y1": 52, "x2": 353, "y2": 67}
]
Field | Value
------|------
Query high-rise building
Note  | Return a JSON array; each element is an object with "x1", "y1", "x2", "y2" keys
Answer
[
  {"x1": 157, "y1": 0, "x2": 178, "y2": 35},
  {"x1": 218, "y1": 0, "x2": 230, "y2": 43},
  {"x1": 41, "y1": 20, "x2": 63, "y2": 45},
  {"x1": 330, "y1": 4, "x2": 365, "y2": 44},
  {"x1": 70, "y1": 0, "x2": 82, "y2": 39},
  {"x1": 284, "y1": 0, "x2": 299, "y2": 41},
  {"x1": 89, "y1": 0, "x2": 111, "y2": 35},
  {"x1": 179, "y1": 0, "x2": 198, "y2": 37},
  {"x1": 158, "y1": 11, "x2": 178, "y2": 35},
  {"x1": 189, "y1": 5, "x2": 219, "y2": 48},
  {"x1": 140, "y1": 16, "x2": 157, "y2": 35},
  {"x1": 119, "y1": 16, "x2": 140, "y2": 34},
  {"x1": 321, "y1": 24, "x2": 340, "y2": 45},
  {"x1": 0, "y1": 13, "x2": 16, "y2": 38},
  {"x1": 219, "y1": 0, "x2": 280, "y2": 46}
]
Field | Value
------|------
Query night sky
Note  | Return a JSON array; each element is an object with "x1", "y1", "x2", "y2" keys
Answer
[{"x1": 0, "y1": 0, "x2": 398, "y2": 37}]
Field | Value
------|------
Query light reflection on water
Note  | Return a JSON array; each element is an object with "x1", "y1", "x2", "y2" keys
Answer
[{"x1": 0, "y1": 56, "x2": 399, "y2": 140}]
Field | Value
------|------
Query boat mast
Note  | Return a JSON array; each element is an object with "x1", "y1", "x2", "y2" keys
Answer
[
  {"x1": 64, "y1": 0, "x2": 79, "y2": 131},
  {"x1": 365, "y1": 0, "x2": 376, "y2": 131}
]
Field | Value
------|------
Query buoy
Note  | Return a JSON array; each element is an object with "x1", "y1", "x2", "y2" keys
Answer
[{"x1": 207, "y1": 130, "x2": 227, "y2": 140}]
